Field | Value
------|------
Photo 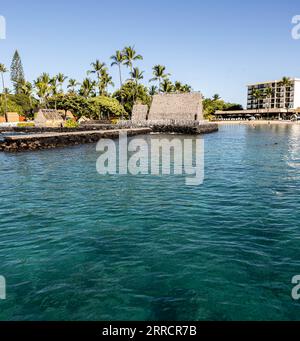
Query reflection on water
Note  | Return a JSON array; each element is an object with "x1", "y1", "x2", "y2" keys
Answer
[{"x1": 0, "y1": 125, "x2": 300, "y2": 321}]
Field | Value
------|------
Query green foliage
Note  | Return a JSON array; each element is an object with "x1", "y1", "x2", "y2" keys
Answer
[
  {"x1": 64, "y1": 119, "x2": 79, "y2": 128},
  {"x1": 0, "y1": 95, "x2": 24, "y2": 115},
  {"x1": 10, "y1": 50, "x2": 25, "y2": 94},
  {"x1": 9, "y1": 94, "x2": 38, "y2": 114},
  {"x1": 113, "y1": 81, "x2": 151, "y2": 116},
  {"x1": 203, "y1": 97, "x2": 243, "y2": 120},
  {"x1": 48, "y1": 94, "x2": 90, "y2": 117},
  {"x1": 17, "y1": 122, "x2": 35, "y2": 127},
  {"x1": 88, "y1": 96, "x2": 126, "y2": 119},
  {"x1": 48, "y1": 94, "x2": 126, "y2": 120},
  {"x1": 224, "y1": 103, "x2": 243, "y2": 111}
]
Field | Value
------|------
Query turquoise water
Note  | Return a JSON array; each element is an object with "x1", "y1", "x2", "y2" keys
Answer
[{"x1": 0, "y1": 124, "x2": 300, "y2": 321}]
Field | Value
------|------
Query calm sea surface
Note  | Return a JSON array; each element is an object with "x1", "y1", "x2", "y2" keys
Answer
[{"x1": 0, "y1": 124, "x2": 300, "y2": 321}]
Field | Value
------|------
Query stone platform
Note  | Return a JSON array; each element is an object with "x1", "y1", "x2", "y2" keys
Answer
[{"x1": 0, "y1": 128, "x2": 151, "y2": 152}]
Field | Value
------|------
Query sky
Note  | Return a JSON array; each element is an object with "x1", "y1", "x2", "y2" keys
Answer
[{"x1": 1, "y1": 0, "x2": 300, "y2": 106}]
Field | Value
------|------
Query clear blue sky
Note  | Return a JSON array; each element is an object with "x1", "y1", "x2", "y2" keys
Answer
[{"x1": 1, "y1": 0, "x2": 300, "y2": 106}]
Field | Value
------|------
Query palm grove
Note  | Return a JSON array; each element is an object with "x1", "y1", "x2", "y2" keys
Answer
[{"x1": 1, "y1": 47, "x2": 241, "y2": 121}]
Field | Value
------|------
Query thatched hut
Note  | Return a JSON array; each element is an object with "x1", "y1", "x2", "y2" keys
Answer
[
  {"x1": 148, "y1": 93, "x2": 203, "y2": 122},
  {"x1": 34, "y1": 109, "x2": 64, "y2": 127},
  {"x1": 132, "y1": 104, "x2": 149, "y2": 122},
  {"x1": 5, "y1": 112, "x2": 20, "y2": 123}
]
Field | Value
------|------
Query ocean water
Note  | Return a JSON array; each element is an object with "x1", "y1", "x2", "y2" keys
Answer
[{"x1": 0, "y1": 124, "x2": 300, "y2": 321}]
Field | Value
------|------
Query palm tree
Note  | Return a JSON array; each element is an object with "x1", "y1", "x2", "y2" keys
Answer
[
  {"x1": 129, "y1": 67, "x2": 144, "y2": 102},
  {"x1": 279, "y1": 77, "x2": 293, "y2": 119},
  {"x1": 79, "y1": 78, "x2": 96, "y2": 98},
  {"x1": 181, "y1": 84, "x2": 192, "y2": 93},
  {"x1": 39, "y1": 72, "x2": 51, "y2": 85},
  {"x1": 174, "y1": 81, "x2": 183, "y2": 93},
  {"x1": 21, "y1": 81, "x2": 34, "y2": 109},
  {"x1": 213, "y1": 94, "x2": 221, "y2": 101},
  {"x1": 99, "y1": 69, "x2": 114, "y2": 96},
  {"x1": 264, "y1": 87, "x2": 274, "y2": 118},
  {"x1": 50, "y1": 76, "x2": 59, "y2": 96},
  {"x1": 49, "y1": 76, "x2": 59, "y2": 110},
  {"x1": 123, "y1": 46, "x2": 143, "y2": 76},
  {"x1": 110, "y1": 50, "x2": 125, "y2": 88},
  {"x1": 57, "y1": 73, "x2": 68, "y2": 93},
  {"x1": 130, "y1": 67, "x2": 144, "y2": 85},
  {"x1": 252, "y1": 89, "x2": 264, "y2": 118},
  {"x1": 0, "y1": 63, "x2": 8, "y2": 120},
  {"x1": 150, "y1": 65, "x2": 170, "y2": 93},
  {"x1": 149, "y1": 85, "x2": 158, "y2": 96},
  {"x1": 160, "y1": 79, "x2": 174, "y2": 93},
  {"x1": 67, "y1": 79, "x2": 79, "y2": 94},
  {"x1": 34, "y1": 80, "x2": 50, "y2": 108},
  {"x1": 88, "y1": 60, "x2": 106, "y2": 95}
]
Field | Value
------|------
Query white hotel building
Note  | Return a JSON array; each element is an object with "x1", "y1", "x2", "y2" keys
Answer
[
  {"x1": 216, "y1": 78, "x2": 300, "y2": 120},
  {"x1": 247, "y1": 78, "x2": 300, "y2": 111}
]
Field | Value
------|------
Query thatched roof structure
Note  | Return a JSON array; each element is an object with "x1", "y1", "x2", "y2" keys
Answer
[
  {"x1": 35, "y1": 109, "x2": 64, "y2": 127},
  {"x1": 148, "y1": 93, "x2": 203, "y2": 121},
  {"x1": 132, "y1": 104, "x2": 148, "y2": 122},
  {"x1": 4, "y1": 112, "x2": 20, "y2": 123}
]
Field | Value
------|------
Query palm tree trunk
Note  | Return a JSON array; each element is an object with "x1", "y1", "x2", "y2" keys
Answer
[
  {"x1": 118, "y1": 64, "x2": 123, "y2": 88},
  {"x1": 118, "y1": 65, "x2": 124, "y2": 120},
  {"x1": 1, "y1": 72, "x2": 8, "y2": 121}
]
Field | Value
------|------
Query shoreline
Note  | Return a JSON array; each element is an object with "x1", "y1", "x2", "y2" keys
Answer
[{"x1": 215, "y1": 120, "x2": 300, "y2": 125}]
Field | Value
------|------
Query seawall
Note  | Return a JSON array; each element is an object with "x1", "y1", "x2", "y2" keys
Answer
[
  {"x1": 0, "y1": 128, "x2": 151, "y2": 152},
  {"x1": 117, "y1": 120, "x2": 219, "y2": 135}
]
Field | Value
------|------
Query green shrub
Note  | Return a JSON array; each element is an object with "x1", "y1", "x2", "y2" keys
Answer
[
  {"x1": 88, "y1": 96, "x2": 127, "y2": 120},
  {"x1": 47, "y1": 94, "x2": 127, "y2": 120},
  {"x1": 0, "y1": 95, "x2": 24, "y2": 116},
  {"x1": 113, "y1": 81, "x2": 151, "y2": 117},
  {"x1": 64, "y1": 119, "x2": 79, "y2": 128},
  {"x1": 17, "y1": 122, "x2": 35, "y2": 128}
]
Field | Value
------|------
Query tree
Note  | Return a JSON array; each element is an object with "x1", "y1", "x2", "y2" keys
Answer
[
  {"x1": 79, "y1": 78, "x2": 96, "y2": 98},
  {"x1": 11, "y1": 93, "x2": 38, "y2": 118},
  {"x1": 160, "y1": 78, "x2": 174, "y2": 93},
  {"x1": 99, "y1": 69, "x2": 114, "y2": 96},
  {"x1": 279, "y1": 77, "x2": 293, "y2": 119},
  {"x1": 47, "y1": 94, "x2": 126, "y2": 120},
  {"x1": 67, "y1": 79, "x2": 79, "y2": 94},
  {"x1": 252, "y1": 89, "x2": 264, "y2": 117},
  {"x1": 181, "y1": 84, "x2": 192, "y2": 93},
  {"x1": 129, "y1": 67, "x2": 144, "y2": 103},
  {"x1": 123, "y1": 46, "x2": 143, "y2": 76},
  {"x1": 88, "y1": 96, "x2": 126, "y2": 120},
  {"x1": 174, "y1": 81, "x2": 183, "y2": 93},
  {"x1": 0, "y1": 96, "x2": 24, "y2": 116},
  {"x1": 0, "y1": 63, "x2": 8, "y2": 119},
  {"x1": 264, "y1": 87, "x2": 274, "y2": 116},
  {"x1": 49, "y1": 76, "x2": 59, "y2": 110},
  {"x1": 113, "y1": 81, "x2": 151, "y2": 116},
  {"x1": 88, "y1": 60, "x2": 106, "y2": 95},
  {"x1": 149, "y1": 85, "x2": 158, "y2": 96},
  {"x1": 57, "y1": 73, "x2": 68, "y2": 93},
  {"x1": 213, "y1": 94, "x2": 221, "y2": 101},
  {"x1": 111, "y1": 50, "x2": 125, "y2": 88},
  {"x1": 130, "y1": 67, "x2": 144, "y2": 85},
  {"x1": 173, "y1": 82, "x2": 192, "y2": 93},
  {"x1": 20, "y1": 81, "x2": 35, "y2": 114},
  {"x1": 150, "y1": 65, "x2": 170, "y2": 93},
  {"x1": 203, "y1": 96, "x2": 243, "y2": 120},
  {"x1": 10, "y1": 50, "x2": 25, "y2": 94},
  {"x1": 34, "y1": 73, "x2": 51, "y2": 108}
]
